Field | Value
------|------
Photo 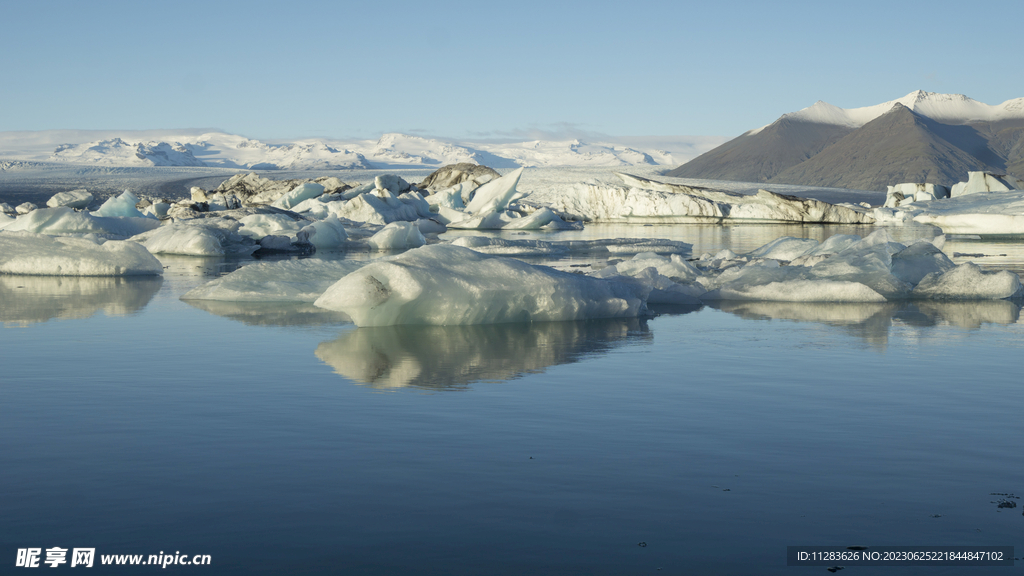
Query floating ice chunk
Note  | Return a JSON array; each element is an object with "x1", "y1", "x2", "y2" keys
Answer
[
  {"x1": 375, "y1": 174, "x2": 412, "y2": 195},
  {"x1": 806, "y1": 231, "x2": 912, "y2": 299},
  {"x1": 133, "y1": 222, "x2": 257, "y2": 256},
  {"x1": 885, "y1": 183, "x2": 949, "y2": 207},
  {"x1": 804, "y1": 234, "x2": 862, "y2": 256},
  {"x1": 595, "y1": 252, "x2": 703, "y2": 283},
  {"x1": 537, "y1": 175, "x2": 874, "y2": 224},
  {"x1": 414, "y1": 218, "x2": 447, "y2": 235},
  {"x1": 912, "y1": 263, "x2": 1023, "y2": 300},
  {"x1": 367, "y1": 221, "x2": 426, "y2": 251},
  {"x1": 949, "y1": 171, "x2": 1024, "y2": 198},
  {"x1": 704, "y1": 279, "x2": 887, "y2": 302},
  {"x1": 303, "y1": 215, "x2": 348, "y2": 250},
  {"x1": 271, "y1": 182, "x2": 324, "y2": 210},
  {"x1": 94, "y1": 191, "x2": 149, "y2": 218},
  {"x1": 0, "y1": 232, "x2": 162, "y2": 276},
  {"x1": 328, "y1": 189, "x2": 432, "y2": 225},
  {"x1": 258, "y1": 235, "x2": 297, "y2": 251},
  {"x1": 47, "y1": 189, "x2": 94, "y2": 209},
  {"x1": 464, "y1": 167, "x2": 524, "y2": 215},
  {"x1": 141, "y1": 201, "x2": 171, "y2": 218},
  {"x1": 448, "y1": 236, "x2": 692, "y2": 258},
  {"x1": 183, "y1": 258, "x2": 366, "y2": 302},
  {"x1": 16, "y1": 202, "x2": 38, "y2": 215},
  {"x1": 2, "y1": 207, "x2": 161, "y2": 237},
  {"x1": 890, "y1": 240, "x2": 955, "y2": 285},
  {"x1": 238, "y1": 213, "x2": 307, "y2": 240},
  {"x1": 747, "y1": 237, "x2": 819, "y2": 260},
  {"x1": 624, "y1": 268, "x2": 704, "y2": 304},
  {"x1": 448, "y1": 206, "x2": 581, "y2": 230},
  {"x1": 314, "y1": 244, "x2": 650, "y2": 326},
  {"x1": 428, "y1": 183, "x2": 470, "y2": 210}
]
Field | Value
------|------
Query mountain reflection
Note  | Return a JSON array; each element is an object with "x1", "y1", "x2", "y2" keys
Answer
[
  {"x1": 0, "y1": 275, "x2": 163, "y2": 326},
  {"x1": 184, "y1": 300, "x2": 351, "y2": 327},
  {"x1": 316, "y1": 318, "x2": 655, "y2": 390},
  {"x1": 710, "y1": 300, "x2": 1022, "y2": 349}
]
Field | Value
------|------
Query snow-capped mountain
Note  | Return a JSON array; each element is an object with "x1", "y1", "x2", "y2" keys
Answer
[
  {"x1": 753, "y1": 90, "x2": 1024, "y2": 133},
  {"x1": 51, "y1": 138, "x2": 206, "y2": 167},
  {"x1": 0, "y1": 130, "x2": 725, "y2": 170},
  {"x1": 669, "y1": 91, "x2": 1024, "y2": 190}
]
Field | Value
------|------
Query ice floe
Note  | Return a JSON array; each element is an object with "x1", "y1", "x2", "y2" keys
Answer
[
  {"x1": 0, "y1": 232, "x2": 162, "y2": 276},
  {"x1": 314, "y1": 244, "x2": 650, "y2": 326}
]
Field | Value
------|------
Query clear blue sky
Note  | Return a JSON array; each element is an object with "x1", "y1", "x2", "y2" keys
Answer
[{"x1": 2, "y1": 0, "x2": 1022, "y2": 140}]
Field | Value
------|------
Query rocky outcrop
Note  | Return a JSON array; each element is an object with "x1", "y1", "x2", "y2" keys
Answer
[
  {"x1": 417, "y1": 163, "x2": 500, "y2": 192},
  {"x1": 211, "y1": 173, "x2": 351, "y2": 205}
]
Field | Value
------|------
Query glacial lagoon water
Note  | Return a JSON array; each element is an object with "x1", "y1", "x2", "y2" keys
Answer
[{"x1": 2, "y1": 223, "x2": 1023, "y2": 575}]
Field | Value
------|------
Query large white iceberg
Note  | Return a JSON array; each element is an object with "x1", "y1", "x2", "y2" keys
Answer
[
  {"x1": 47, "y1": 189, "x2": 94, "y2": 209},
  {"x1": 0, "y1": 232, "x2": 162, "y2": 276},
  {"x1": 183, "y1": 258, "x2": 367, "y2": 302},
  {"x1": 93, "y1": 191, "x2": 150, "y2": 218},
  {"x1": 1, "y1": 207, "x2": 161, "y2": 237},
  {"x1": 132, "y1": 222, "x2": 258, "y2": 256},
  {"x1": 530, "y1": 173, "x2": 874, "y2": 224},
  {"x1": 271, "y1": 182, "x2": 324, "y2": 210},
  {"x1": 314, "y1": 244, "x2": 650, "y2": 326},
  {"x1": 950, "y1": 171, "x2": 1024, "y2": 198}
]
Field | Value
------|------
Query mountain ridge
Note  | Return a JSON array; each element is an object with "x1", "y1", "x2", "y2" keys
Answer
[
  {"x1": 668, "y1": 91, "x2": 1024, "y2": 190},
  {"x1": 0, "y1": 130, "x2": 726, "y2": 171}
]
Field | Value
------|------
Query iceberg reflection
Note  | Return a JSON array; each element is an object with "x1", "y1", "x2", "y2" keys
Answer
[
  {"x1": 0, "y1": 275, "x2": 163, "y2": 327},
  {"x1": 711, "y1": 300, "x2": 1022, "y2": 349},
  {"x1": 316, "y1": 318, "x2": 656, "y2": 390}
]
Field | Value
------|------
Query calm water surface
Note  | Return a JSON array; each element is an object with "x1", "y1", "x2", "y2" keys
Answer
[{"x1": 2, "y1": 223, "x2": 1022, "y2": 575}]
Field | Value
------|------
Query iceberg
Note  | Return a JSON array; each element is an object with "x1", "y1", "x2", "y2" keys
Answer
[
  {"x1": 303, "y1": 215, "x2": 348, "y2": 250},
  {"x1": 0, "y1": 232, "x2": 162, "y2": 276},
  {"x1": 183, "y1": 258, "x2": 367, "y2": 302},
  {"x1": 314, "y1": 244, "x2": 650, "y2": 326},
  {"x1": 950, "y1": 171, "x2": 1024, "y2": 198},
  {"x1": 443, "y1": 168, "x2": 580, "y2": 230},
  {"x1": 93, "y1": 191, "x2": 149, "y2": 218},
  {"x1": 46, "y1": 189, "x2": 94, "y2": 209},
  {"x1": 1, "y1": 207, "x2": 161, "y2": 237},
  {"x1": 271, "y1": 182, "x2": 324, "y2": 210},
  {"x1": 366, "y1": 221, "x2": 426, "y2": 251},
  {"x1": 912, "y1": 263, "x2": 1024, "y2": 300},
  {"x1": 132, "y1": 222, "x2": 258, "y2": 256},
  {"x1": 531, "y1": 173, "x2": 874, "y2": 224}
]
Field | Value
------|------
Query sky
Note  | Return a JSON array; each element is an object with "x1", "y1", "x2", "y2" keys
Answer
[{"x1": 2, "y1": 0, "x2": 1022, "y2": 141}]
